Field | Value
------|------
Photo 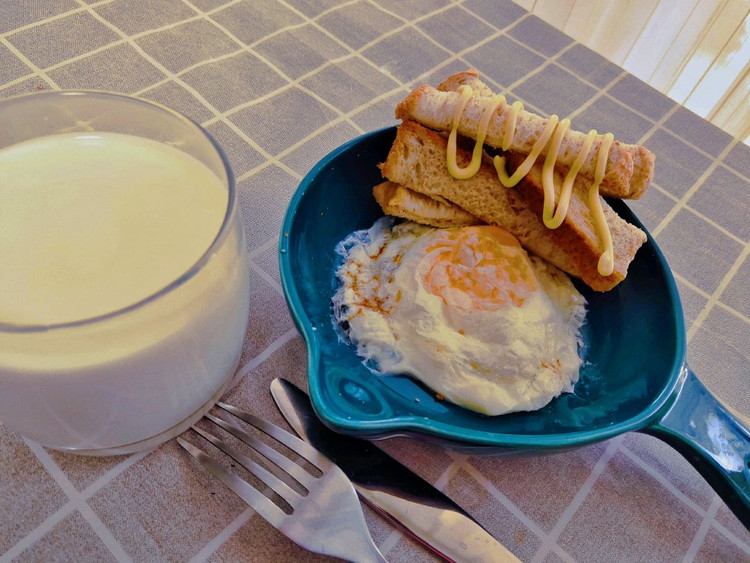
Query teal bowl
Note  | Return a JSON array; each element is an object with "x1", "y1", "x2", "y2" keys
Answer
[{"x1": 279, "y1": 127, "x2": 749, "y2": 526}]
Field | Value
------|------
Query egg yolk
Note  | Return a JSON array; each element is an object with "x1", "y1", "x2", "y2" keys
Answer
[{"x1": 422, "y1": 226, "x2": 539, "y2": 311}]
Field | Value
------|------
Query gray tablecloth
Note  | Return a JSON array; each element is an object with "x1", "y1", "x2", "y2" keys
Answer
[{"x1": 2, "y1": 1, "x2": 749, "y2": 561}]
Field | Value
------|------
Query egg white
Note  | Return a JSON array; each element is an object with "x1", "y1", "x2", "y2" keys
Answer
[{"x1": 332, "y1": 217, "x2": 587, "y2": 416}]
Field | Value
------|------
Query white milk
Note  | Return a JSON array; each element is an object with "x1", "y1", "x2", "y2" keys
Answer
[{"x1": 0, "y1": 133, "x2": 250, "y2": 452}]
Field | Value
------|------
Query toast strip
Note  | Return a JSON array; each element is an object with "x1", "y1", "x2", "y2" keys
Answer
[
  {"x1": 396, "y1": 76, "x2": 654, "y2": 200},
  {"x1": 507, "y1": 152, "x2": 647, "y2": 291},
  {"x1": 436, "y1": 72, "x2": 647, "y2": 290},
  {"x1": 373, "y1": 181, "x2": 483, "y2": 228},
  {"x1": 437, "y1": 69, "x2": 495, "y2": 97},
  {"x1": 380, "y1": 120, "x2": 580, "y2": 277}
]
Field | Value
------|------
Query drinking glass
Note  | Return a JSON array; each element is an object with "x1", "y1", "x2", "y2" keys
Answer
[{"x1": 0, "y1": 91, "x2": 250, "y2": 455}]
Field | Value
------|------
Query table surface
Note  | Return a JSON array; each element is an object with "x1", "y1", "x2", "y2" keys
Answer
[{"x1": 1, "y1": 1, "x2": 748, "y2": 561}]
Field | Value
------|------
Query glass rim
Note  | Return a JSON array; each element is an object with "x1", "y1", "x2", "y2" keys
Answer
[{"x1": 0, "y1": 89, "x2": 238, "y2": 334}]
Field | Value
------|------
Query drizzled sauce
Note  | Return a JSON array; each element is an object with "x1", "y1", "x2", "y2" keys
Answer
[
  {"x1": 447, "y1": 87, "x2": 503, "y2": 179},
  {"x1": 445, "y1": 85, "x2": 616, "y2": 277}
]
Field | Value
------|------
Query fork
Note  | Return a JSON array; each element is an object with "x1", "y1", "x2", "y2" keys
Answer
[{"x1": 177, "y1": 402, "x2": 387, "y2": 563}]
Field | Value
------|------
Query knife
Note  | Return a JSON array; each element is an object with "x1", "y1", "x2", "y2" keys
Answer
[{"x1": 270, "y1": 378, "x2": 520, "y2": 563}]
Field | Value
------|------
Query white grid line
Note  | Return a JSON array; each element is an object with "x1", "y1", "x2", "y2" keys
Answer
[
  {"x1": 672, "y1": 269, "x2": 750, "y2": 335},
  {"x1": 187, "y1": 507, "x2": 255, "y2": 563},
  {"x1": 0, "y1": 438, "x2": 146, "y2": 562},
  {"x1": 377, "y1": 529, "x2": 403, "y2": 557},
  {"x1": 248, "y1": 256, "x2": 284, "y2": 296},
  {"x1": 712, "y1": 514, "x2": 750, "y2": 553},
  {"x1": 248, "y1": 236, "x2": 280, "y2": 260},
  {"x1": 0, "y1": 3, "x2": 103, "y2": 38},
  {"x1": 530, "y1": 436, "x2": 625, "y2": 562},
  {"x1": 0, "y1": 36, "x2": 58, "y2": 90},
  {"x1": 75, "y1": 1, "x2": 306, "y2": 185},
  {"x1": 687, "y1": 244, "x2": 750, "y2": 343},
  {"x1": 651, "y1": 136, "x2": 742, "y2": 239},
  {"x1": 0, "y1": 0, "x2": 747, "y2": 560},
  {"x1": 232, "y1": 327, "x2": 300, "y2": 387},
  {"x1": 648, "y1": 180, "x2": 747, "y2": 248},
  {"x1": 198, "y1": 9, "x2": 368, "y2": 136},
  {"x1": 3, "y1": 0, "x2": 747, "y2": 185},
  {"x1": 458, "y1": 458, "x2": 549, "y2": 540},
  {"x1": 619, "y1": 443, "x2": 711, "y2": 516},
  {"x1": 458, "y1": 454, "x2": 577, "y2": 562},
  {"x1": 620, "y1": 445, "x2": 750, "y2": 556}
]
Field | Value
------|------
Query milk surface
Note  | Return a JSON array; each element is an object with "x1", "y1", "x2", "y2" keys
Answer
[
  {"x1": 0, "y1": 132, "x2": 250, "y2": 452},
  {"x1": 0, "y1": 132, "x2": 228, "y2": 325}
]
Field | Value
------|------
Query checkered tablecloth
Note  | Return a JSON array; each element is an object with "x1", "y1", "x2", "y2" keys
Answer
[{"x1": 2, "y1": 1, "x2": 748, "y2": 561}]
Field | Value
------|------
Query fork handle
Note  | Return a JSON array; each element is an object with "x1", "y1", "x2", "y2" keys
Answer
[{"x1": 355, "y1": 543, "x2": 388, "y2": 563}]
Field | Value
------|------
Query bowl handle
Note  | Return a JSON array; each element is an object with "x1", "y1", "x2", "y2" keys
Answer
[{"x1": 640, "y1": 365, "x2": 749, "y2": 528}]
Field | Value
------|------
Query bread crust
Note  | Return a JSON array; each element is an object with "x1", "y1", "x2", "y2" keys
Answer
[
  {"x1": 380, "y1": 121, "x2": 581, "y2": 277},
  {"x1": 372, "y1": 180, "x2": 483, "y2": 228},
  {"x1": 506, "y1": 153, "x2": 647, "y2": 291},
  {"x1": 396, "y1": 73, "x2": 654, "y2": 200},
  {"x1": 434, "y1": 71, "x2": 648, "y2": 290},
  {"x1": 436, "y1": 69, "x2": 495, "y2": 97}
]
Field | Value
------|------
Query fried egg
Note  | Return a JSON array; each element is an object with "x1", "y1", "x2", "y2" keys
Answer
[{"x1": 332, "y1": 217, "x2": 587, "y2": 416}]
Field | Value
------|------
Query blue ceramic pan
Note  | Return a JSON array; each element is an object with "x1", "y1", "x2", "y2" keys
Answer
[{"x1": 279, "y1": 127, "x2": 749, "y2": 527}]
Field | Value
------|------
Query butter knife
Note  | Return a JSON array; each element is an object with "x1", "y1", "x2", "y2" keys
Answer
[{"x1": 270, "y1": 378, "x2": 520, "y2": 562}]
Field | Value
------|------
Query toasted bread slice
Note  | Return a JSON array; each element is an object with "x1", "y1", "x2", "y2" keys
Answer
[
  {"x1": 396, "y1": 72, "x2": 654, "y2": 200},
  {"x1": 437, "y1": 69, "x2": 495, "y2": 97},
  {"x1": 433, "y1": 71, "x2": 647, "y2": 290},
  {"x1": 373, "y1": 181, "x2": 483, "y2": 228},
  {"x1": 380, "y1": 121, "x2": 580, "y2": 277},
  {"x1": 506, "y1": 153, "x2": 647, "y2": 291}
]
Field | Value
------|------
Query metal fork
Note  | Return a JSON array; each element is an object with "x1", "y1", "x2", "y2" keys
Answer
[{"x1": 177, "y1": 402, "x2": 387, "y2": 563}]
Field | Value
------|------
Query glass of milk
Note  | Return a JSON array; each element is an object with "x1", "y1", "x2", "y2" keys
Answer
[{"x1": 0, "y1": 91, "x2": 250, "y2": 455}]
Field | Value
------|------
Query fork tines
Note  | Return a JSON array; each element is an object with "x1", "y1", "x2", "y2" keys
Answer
[
  {"x1": 177, "y1": 402, "x2": 387, "y2": 562},
  {"x1": 178, "y1": 403, "x2": 325, "y2": 523}
]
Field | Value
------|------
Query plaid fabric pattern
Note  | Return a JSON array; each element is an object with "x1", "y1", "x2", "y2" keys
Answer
[{"x1": 1, "y1": 1, "x2": 748, "y2": 560}]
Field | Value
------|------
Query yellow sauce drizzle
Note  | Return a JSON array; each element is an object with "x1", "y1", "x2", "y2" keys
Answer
[
  {"x1": 502, "y1": 101, "x2": 524, "y2": 150},
  {"x1": 541, "y1": 118, "x2": 571, "y2": 227},
  {"x1": 447, "y1": 89, "x2": 507, "y2": 180},
  {"x1": 493, "y1": 114, "x2": 559, "y2": 187},
  {"x1": 446, "y1": 86, "x2": 476, "y2": 179},
  {"x1": 542, "y1": 124, "x2": 597, "y2": 229},
  {"x1": 589, "y1": 133, "x2": 615, "y2": 276},
  {"x1": 444, "y1": 87, "x2": 616, "y2": 278}
]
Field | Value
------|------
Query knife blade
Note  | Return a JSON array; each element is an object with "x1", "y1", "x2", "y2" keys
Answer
[{"x1": 270, "y1": 378, "x2": 520, "y2": 563}]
